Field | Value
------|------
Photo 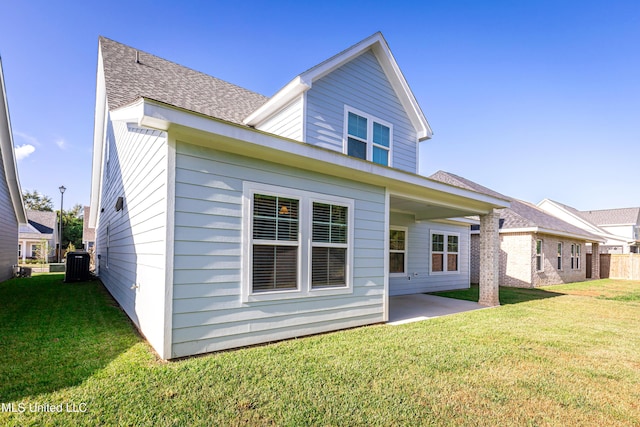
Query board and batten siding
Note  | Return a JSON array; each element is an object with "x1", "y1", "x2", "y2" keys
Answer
[
  {"x1": 0, "y1": 145, "x2": 18, "y2": 282},
  {"x1": 96, "y1": 118, "x2": 169, "y2": 355},
  {"x1": 389, "y1": 212, "x2": 471, "y2": 296},
  {"x1": 305, "y1": 49, "x2": 418, "y2": 173},
  {"x1": 255, "y1": 95, "x2": 304, "y2": 142},
  {"x1": 172, "y1": 141, "x2": 386, "y2": 358}
]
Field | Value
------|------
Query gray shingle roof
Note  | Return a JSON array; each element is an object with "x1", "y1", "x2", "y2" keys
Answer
[
  {"x1": 578, "y1": 207, "x2": 640, "y2": 226},
  {"x1": 25, "y1": 210, "x2": 56, "y2": 235},
  {"x1": 99, "y1": 37, "x2": 269, "y2": 125},
  {"x1": 429, "y1": 171, "x2": 602, "y2": 241}
]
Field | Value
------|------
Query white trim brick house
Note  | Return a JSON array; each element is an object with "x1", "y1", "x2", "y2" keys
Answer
[
  {"x1": 89, "y1": 33, "x2": 509, "y2": 359},
  {"x1": 0, "y1": 57, "x2": 27, "y2": 282}
]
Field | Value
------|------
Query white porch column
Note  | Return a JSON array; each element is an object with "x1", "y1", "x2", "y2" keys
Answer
[{"x1": 479, "y1": 209, "x2": 500, "y2": 307}]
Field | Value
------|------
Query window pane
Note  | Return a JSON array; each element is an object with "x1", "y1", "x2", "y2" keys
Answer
[
  {"x1": 536, "y1": 240, "x2": 542, "y2": 255},
  {"x1": 390, "y1": 252, "x2": 405, "y2": 274},
  {"x1": 277, "y1": 219, "x2": 298, "y2": 241},
  {"x1": 447, "y1": 254, "x2": 458, "y2": 271},
  {"x1": 372, "y1": 146, "x2": 388, "y2": 166},
  {"x1": 254, "y1": 195, "x2": 298, "y2": 241},
  {"x1": 373, "y1": 122, "x2": 390, "y2": 147},
  {"x1": 313, "y1": 203, "x2": 348, "y2": 244},
  {"x1": 312, "y1": 247, "x2": 346, "y2": 288},
  {"x1": 253, "y1": 245, "x2": 297, "y2": 292},
  {"x1": 536, "y1": 255, "x2": 542, "y2": 271},
  {"x1": 448, "y1": 235, "x2": 458, "y2": 253},
  {"x1": 331, "y1": 205, "x2": 347, "y2": 224},
  {"x1": 348, "y1": 112, "x2": 367, "y2": 139},
  {"x1": 254, "y1": 194, "x2": 276, "y2": 217},
  {"x1": 253, "y1": 218, "x2": 276, "y2": 240},
  {"x1": 432, "y1": 234, "x2": 444, "y2": 252},
  {"x1": 390, "y1": 230, "x2": 405, "y2": 251},
  {"x1": 432, "y1": 253, "x2": 443, "y2": 272},
  {"x1": 347, "y1": 137, "x2": 366, "y2": 159}
]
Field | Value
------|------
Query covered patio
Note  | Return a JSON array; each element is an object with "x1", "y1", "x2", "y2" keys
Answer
[{"x1": 387, "y1": 293, "x2": 485, "y2": 325}]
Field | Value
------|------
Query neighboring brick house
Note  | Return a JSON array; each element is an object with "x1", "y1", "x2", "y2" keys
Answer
[
  {"x1": 538, "y1": 200, "x2": 640, "y2": 254},
  {"x1": 430, "y1": 171, "x2": 604, "y2": 287}
]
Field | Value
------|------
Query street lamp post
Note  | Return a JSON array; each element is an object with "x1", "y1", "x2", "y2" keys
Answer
[{"x1": 59, "y1": 185, "x2": 66, "y2": 262}]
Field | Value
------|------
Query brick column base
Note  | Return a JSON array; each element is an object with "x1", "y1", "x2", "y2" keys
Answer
[{"x1": 479, "y1": 209, "x2": 500, "y2": 307}]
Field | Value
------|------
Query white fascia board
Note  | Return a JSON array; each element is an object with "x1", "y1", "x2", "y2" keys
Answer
[
  {"x1": 537, "y1": 199, "x2": 605, "y2": 235},
  {"x1": 88, "y1": 48, "x2": 107, "y2": 228},
  {"x1": 0, "y1": 57, "x2": 27, "y2": 224},
  {"x1": 244, "y1": 76, "x2": 310, "y2": 126},
  {"x1": 430, "y1": 217, "x2": 477, "y2": 226},
  {"x1": 243, "y1": 32, "x2": 432, "y2": 140},
  {"x1": 136, "y1": 99, "x2": 508, "y2": 214},
  {"x1": 502, "y1": 226, "x2": 606, "y2": 243}
]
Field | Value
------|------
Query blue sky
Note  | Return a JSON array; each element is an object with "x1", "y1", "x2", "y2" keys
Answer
[{"x1": 1, "y1": 0, "x2": 638, "y2": 211}]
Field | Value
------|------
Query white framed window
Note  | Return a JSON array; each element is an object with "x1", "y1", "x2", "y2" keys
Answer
[
  {"x1": 344, "y1": 106, "x2": 393, "y2": 167},
  {"x1": 252, "y1": 194, "x2": 300, "y2": 293},
  {"x1": 243, "y1": 182, "x2": 354, "y2": 302},
  {"x1": 536, "y1": 239, "x2": 543, "y2": 271},
  {"x1": 311, "y1": 202, "x2": 349, "y2": 288},
  {"x1": 31, "y1": 244, "x2": 38, "y2": 258},
  {"x1": 557, "y1": 242, "x2": 563, "y2": 270},
  {"x1": 389, "y1": 227, "x2": 408, "y2": 276},
  {"x1": 571, "y1": 244, "x2": 581, "y2": 270},
  {"x1": 430, "y1": 231, "x2": 459, "y2": 274}
]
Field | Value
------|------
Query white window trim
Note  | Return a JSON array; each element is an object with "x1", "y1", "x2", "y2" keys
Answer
[
  {"x1": 389, "y1": 226, "x2": 408, "y2": 277},
  {"x1": 536, "y1": 239, "x2": 543, "y2": 272},
  {"x1": 429, "y1": 230, "x2": 460, "y2": 275},
  {"x1": 242, "y1": 181, "x2": 354, "y2": 303},
  {"x1": 343, "y1": 105, "x2": 393, "y2": 167},
  {"x1": 571, "y1": 244, "x2": 581, "y2": 270}
]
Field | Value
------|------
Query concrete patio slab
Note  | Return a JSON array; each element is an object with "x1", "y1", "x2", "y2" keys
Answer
[{"x1": 388, "y1": 293, "x2": 486, "y2": 325}]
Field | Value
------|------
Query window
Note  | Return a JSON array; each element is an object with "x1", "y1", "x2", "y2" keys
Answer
[
  {"x1": 312, "y1": 202, "x2": 348, "y2": 288},
  {"x1": 571, "y1": 244, "x2": 581, "y2": 270},
  {"x1": 557, "y1": 242, "x2": 563, "y2": 270},
  {"x1": 536, "y1": 240, "x2": 543, "y2": 271},
  {"x1": 31, "y1": 244, "x2": 38, "y2": 258},
  {"x1": 389, "y1": 227, "x2": 407, "y2": 275},
  {"x1": 252, "y1": 194, "x2": 299, "y2": 292},
  {"x1": 18, "y1": 244, "x2": 21, "y2": 258},
  {"x1": 345, "y1": 107, "x2": 392, "y2": 166},
  {"x1": 244, "y1": 183, "x2": 354, "y2": 301},
  {"x1": 431, "y1": 232, "x2": 459, "y2": 273}
]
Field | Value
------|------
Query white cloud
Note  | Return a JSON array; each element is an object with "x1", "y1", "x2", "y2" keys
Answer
[
  {"x1": 13, "y1": 131, "x2": 40, "y2": 147},
  {"x1": 55, "y1": 138, "x2": 67, "y2": 150},
  {"x1": 14, "y1": 144, "x2": 36, "y2": 160}
]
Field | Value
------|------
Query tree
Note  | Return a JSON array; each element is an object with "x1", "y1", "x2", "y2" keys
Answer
[
  {"x1": 22, "y1": 190, "x2": 53, "y2": 211},
  {"x1": 60, "y1": 203, "x2": 83, "y2": 250}
]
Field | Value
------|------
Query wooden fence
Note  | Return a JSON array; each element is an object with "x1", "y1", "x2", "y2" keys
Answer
[{"x1": 587, "y1": 253, "x2": 640, "y2": 280}]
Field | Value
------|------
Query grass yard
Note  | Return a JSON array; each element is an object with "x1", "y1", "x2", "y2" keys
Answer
[{"x1": 1, "y1": 275, "x2": 639, "y2": 426}]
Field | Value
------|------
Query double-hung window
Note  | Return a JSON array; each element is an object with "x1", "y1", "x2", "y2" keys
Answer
[
  {"x1": 252, "y1": 194, "x2": 299, "y2": 292},
  {"x1": 389, "y1": 227, "x2": 407, "y2": 275},
  {"x1": 571, "y1": 244, "x2": 581, "y2": 270},
  {"x1": 311, "y1": 203, "x2": 348, "y2": 288},
  {"x1": 431, "y1": 231, "x2": 459, "y2": 274},
  {"x1": 345, "y1": 106, "x2": 392, "y2": 166},
  {"x1": 536, "y1": 239, "x2": 543, "y2": 271},
  {"x1": 557, "y1": 242, "x2": 563, "y2": 270},
  {"x1": 244, "y1": 183, "x2": 354, "y2": 301}
]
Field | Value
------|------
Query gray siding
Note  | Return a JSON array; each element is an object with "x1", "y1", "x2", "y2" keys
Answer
[
  {"x1": 95, "y1": 118, "x2": 169, "y2": 353},
  {"x1": 389, "y1": 213, "x2": 471, "y2": 296},
  {"x1": 172, "y1": 141, "x2": 386, "y2": 357},
  {"x1": 305, "y1": 50, "x2": 418, "y2": 173},
  {"x1": 255, "y1": 95, "x2": 304, "y2": 141},
  {"x1": 0, "y1": 144, "x2": 18, "y2": 282}
]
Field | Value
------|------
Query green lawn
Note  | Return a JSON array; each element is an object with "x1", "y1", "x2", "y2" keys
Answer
[{"x1": 1, "y1": 275, "x2": 639, "y2": 426}]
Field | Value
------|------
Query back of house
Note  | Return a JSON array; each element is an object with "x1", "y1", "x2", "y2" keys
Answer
[{"x1": 89, "y1": 33, "x2": 508, "y2": 359}]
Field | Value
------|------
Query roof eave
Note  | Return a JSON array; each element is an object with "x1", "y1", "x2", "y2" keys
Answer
[{"x1": 0, "y1": 57, "x2": 27, "y2": 224}]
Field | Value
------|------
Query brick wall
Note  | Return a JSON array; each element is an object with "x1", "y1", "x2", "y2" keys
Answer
[{"x1": 532, "y1": 233, "x2": 587, "y2": 287}]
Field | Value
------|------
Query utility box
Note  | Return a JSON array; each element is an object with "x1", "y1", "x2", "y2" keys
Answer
[{"x1": 65, "y1": 252, "x2": 90, "y2": 282}]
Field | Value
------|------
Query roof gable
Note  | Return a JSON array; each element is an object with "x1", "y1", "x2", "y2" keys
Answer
[
  {"x1": 26, "y1": 210, "x2": 56, "y2": 233},
  {"x1": 99, "y1": 37, "x2": 268, "y2": 125},
  {"x1": 244, "y1": 32, "x2": 432, "y2": 141}
]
